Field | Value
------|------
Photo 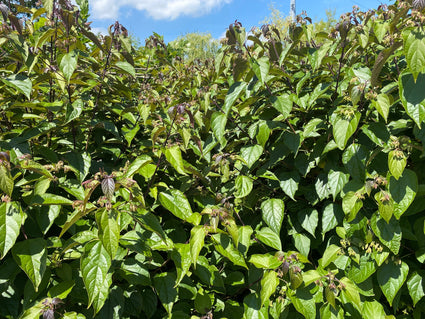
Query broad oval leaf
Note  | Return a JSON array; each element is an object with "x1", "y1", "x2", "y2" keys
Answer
[
  {"x1": 164, "y1": 145, "x2": 187, "y2": 175},
  {"x1": 0, "y1": 202, "x2": 25, "y2": 259},
  {"x1": 60, "y1": 51, "x2": 78, "y2": 83},
  {"x1": 240, "y1": 145, "x2": 263, "y2": 169},
  {"x1": 159, "y1": 189, "x2": 194, "y2": 222},
  {"x1": 377, "y1": 260, "x2": 409, "y2": 306},
  {"x1": 256, "y1": 227, "x2": 282, "y2": 251},
  {"x1": 96, "y1": 209, "x2": 120, "y2": 258},
  {"x1": 389, "y1": 169, "x2": 417, "y2": 219},
  {"x1": 399, "y1": 71, "x2": 425, "y2": 128},
  {"x1": 234, "y1": 175, "x2": 253, "y2": 198},
  {"x1": 12, "y1": 238, "x2": 47, "y2": 291},
  {"x1": 261, "y1": 198, "x2": 284, "y2": 235}
]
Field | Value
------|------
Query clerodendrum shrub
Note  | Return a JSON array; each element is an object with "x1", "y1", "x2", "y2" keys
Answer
[{"x1": 2, "y1": 0, "x2": 425, "y2": 318}]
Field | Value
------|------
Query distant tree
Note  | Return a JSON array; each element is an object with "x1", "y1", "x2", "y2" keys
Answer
[
  {"x1": 261, "y1": 3, "x2": 337, "y2": 36},
  {"x1": 168, "y1": 32, "x2": 220, "y2": 62}
]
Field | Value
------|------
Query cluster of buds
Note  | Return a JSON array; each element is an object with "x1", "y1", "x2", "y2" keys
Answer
[
  {"x1": 363, "y1": 241, "x2": 384, "y2": 254},
  {"x1": 41, "y1": 298, "x2": 63, "y2": 319},
  {"x1": 1, "y1": 195, "x2": 10, "y2": 203},
  {"x1": 337, "y1": 106, "x2": 356, "y2": 121},
  {"x1": 43, "y1": 161, "x2": 71, "y2": 173}
]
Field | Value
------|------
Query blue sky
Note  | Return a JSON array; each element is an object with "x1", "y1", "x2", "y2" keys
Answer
[{"x1": 88, "y1": 0, "x2": 393, "y2": 43}]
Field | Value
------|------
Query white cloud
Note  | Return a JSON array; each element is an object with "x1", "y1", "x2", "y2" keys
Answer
[{"x1": 91, "y1": 0, "x2": 233, "y2": 20}]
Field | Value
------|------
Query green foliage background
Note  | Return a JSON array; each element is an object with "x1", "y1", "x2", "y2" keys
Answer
[{"x1": 1, "y1": 0, "x2": 425, "y2": 318}]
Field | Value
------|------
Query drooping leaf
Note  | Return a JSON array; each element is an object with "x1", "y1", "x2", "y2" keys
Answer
[
  {"x1": 2, "y1": 74, "x2": 32, "y2": 100},
  {"x1": 96, "y1": 209, "x2": 120, "y2": 258},
  {"x1": 164, "y1": 146, "x2": 187, "y2": 175},
  {"x1": 0, "y1": 164, "x2": 13, "y2": 196},
  {"x1": 212, "y1": 233, "x2": 247, "y2": 268},
  {"x1": 321, "y1": 244, "x2": 341, "y2": 268},
  {"x1": 297, "y1": 208, "x2": 318, "y2": 238},
  {"x1": 407, "y1": 271, "x2": 425, "y2": 306},
  {"x1": 260, "y1": 270, "x2": 279, "y2": 306},
  {"x1": 403, "y1": 27, "x2": 425, "y2": 81},
  {"x1": 256, "y1": 227, "x2": 282, "y2": 251},
  {"x1": 153, "y1": 272, "x2": 178, "y2": 316},
  {"x1": 223, "y1": 82, "x2": 247, "y2": 115},
  {"x1": 0, "y1": 202, "x2": 25, "y2": 259},
  {"x1": 12, "y1": 238, "x2": 47, "y2": 291},
  {"x1": 80, "y1": 240, "x2": 112, "y2": 313},
  {"x1": 270, "y1": 94, "x2": 292, "y2": 119},
  {"x1": 190, "y1": 226, "x2": 206, "y2": 267},
  {"x1": 115, "y1": 61, "x2": 136, "y2": 78},
  {"x1": 389, "y1": 169, "x2": 417, "y2": 219}
]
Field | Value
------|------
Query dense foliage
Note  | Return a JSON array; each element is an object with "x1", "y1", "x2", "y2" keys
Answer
[{"x1": 2, "y1": 0, "x2": 425, "y2": 318}]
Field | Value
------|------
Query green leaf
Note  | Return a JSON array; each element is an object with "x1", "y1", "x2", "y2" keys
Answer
[
  {"x1": 64, "y1": 151, "x2": 91, "y2": 184},
  {"x1": 0, "y1": 202, "x2": 25, "y2": 259},
  {"x1": 348, "y1": 255, "x2": 376, "y2": 284},
  {"x1": 261, "y1": 198, "x2": 284, "y2": 235},
  {"x1": 211, "y1": 112, "x2": 227, "y2": 147},
  {"x1": 342, "y1": 144, "x2": 367, "y2": 181},
  {"x1": 223, "y1": 82, "x2": 247, "y2": 115},
  {"x1": 399, "y1": 72, "x2": 425, "y2": 128},
  {"x1": 248, "y1": 253, "x2": 283, "y2": 269},
  {"x1": 2, "y1": 74, "x2": 32, "y2": 100},
  {"x1": 389, "y1": 169, "x2": 417, "y2": 219},
  {"x1": 12, "y1": 238, "x2": 47, "y2": 291},
  {"x1": 373, "y1": 93, "x2": 391, "y2": 122},
  {"x1": 362, "y1": 301, "x2": 386, "y2": 319},
  {"x1": 342, "y1": 191, "x2": 363, "y2": 222},
  {"x1": 320, "y1": 304, "x2": 344, "y2": 319},
  {"x1": 322, "y1": 203, "x2": 344, "y2": 238},
  {"x1": 374, "y1": 191, "x2": 394, "y2": 223},
  {"x1": 164, "y1": 146, "x2": 187, "y2": 175},
  {"x1": 377, "y1": 260, "x2": 409, "y2": 306},
  {"x1": 321, "y1": 244, "x2": 341, "y2": 268},
  {"x1": 340, "y1": 277, "x2": 362, "y2": 311},
  {"x1": 298, "y1": 208, "x2": 318, "y2": 237},
  {"x1": 41, "y1": 0, "x2": 54, "y2": 15},
  {"x1": 328, "y1": 170, "x2": 349, "y2": 201},
  {"x1": 256, "y1": 227, "x2": 282, "y2": 251},
  {"x1": 123, "y1": 155, "x2": 152, "y2": 178},
  {"x1": 190, "y1": 226, "x2": 206, "y2": 267},
  {"x1": 159, "y1": 189, "x2": 193, "y2": 222},
  {"x1": 388, "y1": 150, "x2": 406, "y2": 180},
  {"x1": 243, "y1": 294, "x2": 268, "y2": 319},
  {"x1": 234, "y1": 175, "x2": 253, "y2": 198},
  {"x1": 64, "y1": 99, "x2": 83, "y2": 125},
  {"x1": 270, "y1": 94, "x2": 292, "y2": 119},
  {"x1": 212, "y1": 233, "x2": 247, "y2": 268},
  {"x1": 195, "y1": 289, "x2": 212, "y2": 314},
  {"x1": 153, "y1": 272, "x2": 178, "y2": 316},
  {"x1": 407, "y1": 271, "x2": 425, "y2": 306},
  {"x1": 403, "y1": 27, "x2": 425, "y2": 81},
  {"x1": 332, "y1": 111, "x2": 361, "y2": 150},
  {"x1": 115, "y1": 61, "x2": 136, "y2": 78},
  {"x1": 60, "y1": 51, "x2": 78, "y2": 83},
  {"x1": 31, "y1": 193, "x2": 74, "y2": 206},
  {"x1": 277, "y1": 171, "x2": 299, "y2": 200},
  {"x1": 371, "y1": 213, "x2": 401, "y2": 254},
  {"x1": 0, "y1": 164, "x2": 13, "y2": 196},
  {"x1": 251, "y1": 56, "x2": 270, "y2": 84},
  {"x1": 171, "y1": 243, "x2": 191, "y2": 286},
  {"x1": 292, "y1": 233, "x2": 310, "y2": 257},
  {"x1": 81, "y1": 240, "x2": 112, "y2": 313},
  {"x1": 288, "y1": 287, "x2": 316, "y2": 319},
  {"x1": 96, "y1": 209, "x2": 120, "y2": 258},
  {"x1": 260, "y1": 270, "x2": 279, "y2": 306},
  {"x1": 240, "y1": 145, "x2": 263, "y2": 169}
]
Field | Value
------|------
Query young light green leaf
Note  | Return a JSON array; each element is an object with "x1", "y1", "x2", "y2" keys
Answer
[
  {"x1": 373, "y1": 93, "x2": 391, "y2": 122},
  {"x1": 342, "y1": 191, "x2": 363, "y2": 222},
  {"x1": 362, "y1": 301, "x2": 386, "y2": 319},
  {"x1": 277, "y1": 171, "x2": 300, "y2": 200},
  {"x1": 248, "y1": 253, "x2": 283, "y2": 269},
  {"x1": 292, "y1": 232, "x2": 311, "y2": 257},
  {"x1": 60, "y1": 51, "x2": 78, "y2": 83},
  {"x1": 243, "y1": 294, "x2": 268, "y2": 319},
  {"x1": 377, "y1": 260, "x2": 409, "y2": 306},
  {"x1": 389, "y1": 169, "x2": 417, "y2": 219},
  {"x1": 159, "y1": 189, "x2": 193, "y2": 222},
  {"x1": 164, "y1": 145, "x2": 187, "y2": 175},
  {"x1": 0, "y1": 202, "x2": 25, "y2": 259},
  {"x1": 123, "y1": 155, "x2": 152, "y2": 178},
  {"x1": 288, "y1": 287, "x2": 316, "y2": 319},
  {"x1": 12, "y1": 238, "x2": 47, "y2": 291},
  {"x1": 80, "y1": 240, "x2": 112, "y2": 313},
  {"x1": 240, "y1": 145, "x2": 263, "y2": 169},
  {"x1": 321, "y1": 244, "x2": 341, "y2": 268},
  {"x1": 388, "y1": 150, "x2": 406, "y2": 180},
  {"x1": 339, "y1": 277, "x2": 361, "y2": 311},
  {"x1": 190, "y1": 226, "x2": 206, "y2": 267},
  {"x1": 261, "y1": 198, "x2": 284, "y2": 235},
  {"x1": 403, "y1": 27, "x2": 425, "y2": 81},
  {"x1": 256, "y1": 227, "x2": 282, "y2": 251},
  {"x1": 260, "y1": 270, "x2": 279, "y2": 306},
  {"x1": 96, "y1": 209, "x2": 120, "y2": 258},
  {"x1": 234, "y1": 175, "x2": 253, "y2": 198},
  {"x1": 332, "y1": 111, "x2": 361, "y2": 150}
]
